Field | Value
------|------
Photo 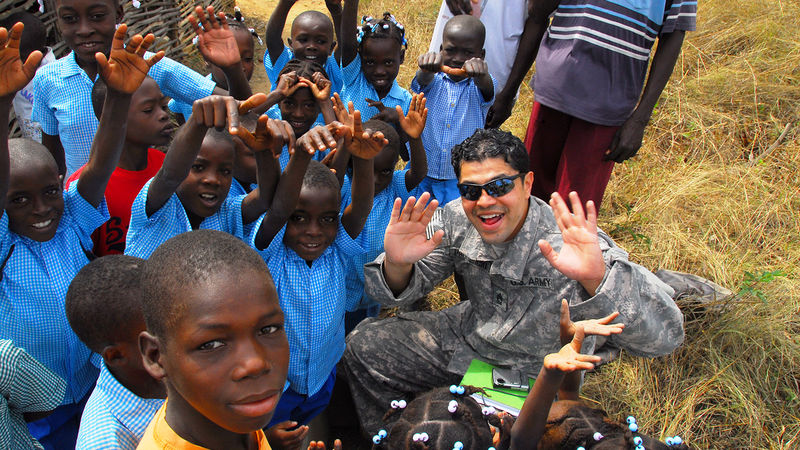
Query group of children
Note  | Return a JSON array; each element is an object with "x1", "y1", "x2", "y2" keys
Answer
[{"x1": 0, "y1": 0, "x2": 685, "y2": 448}]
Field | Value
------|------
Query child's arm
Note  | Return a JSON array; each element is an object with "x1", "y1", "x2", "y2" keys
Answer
[
  {"x1": 325, "y1": 0, "x2": 344, "y2": 63},
  {"x1": 146, "y1": 93, "x2": 267, "y2": 216},
  {"x1": 415, "y1": 51, "x2": 442, "y2": 88},
  {"x1": 265, "y1": 0, "x2": 296, "y2": 65},
  {"x1": 251, "y1": 70, "x2": 305, "y2": 115},
  {"x1": 302, "y1": 71, "x2": 335, "y2": 123},
  {"x1": 189, "y1": 6, "x2": 252, "y2": 100},
  {"x1": 77, "y1": 25, "x2": 164, "y2": 208},
  {"x1": 327, "y1": 93, "x2": 355, "y2": 185},
  {"x1": 236, "y1": 117, "x2": 294, "y2": 224},
  {"x1": 341, "y1": 111, "x2": 387, "y2": 239},
  {"x1": 394, "y1": 93, "x2": 428, "y2": 191},
  {"x1": 340, "y1": 0, "x2": 359, "y2": 66},
  {"x1": 462, "y1": 57, "x2": 493, "y2": 101},
  {"x1": 253, "y1": 123, "x2": 346, "y2": 249},
  {"x1": 0, "y1": 22, "x2": 43, "y2": 213}
]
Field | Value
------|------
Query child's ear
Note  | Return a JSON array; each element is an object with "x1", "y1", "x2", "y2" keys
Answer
[
  {"x1": 399, "y1": 48, "x2": 405, "y2": 65},
  {"x1": 329, "y1": 41, "x2": 337, "y2": 55},
  {"x1": 139, "y1": 331, "x2": 167, "y2": 381},
  {"x1": 480, "y1": 48, "x2": 486, "y2": 60},
  {"x1": 287, "y1": 37, "x2": 293, "y2": 47},
  {"x1": 101, "y1": 344, "x2": 126, "y2": 367}
]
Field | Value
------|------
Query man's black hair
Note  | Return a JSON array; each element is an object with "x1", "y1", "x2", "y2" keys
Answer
[
  {"x1": 450, "y1": 128, "x2": 529, "y2": 179},
  {"x1": 278, "y1": 58, "x2": 329, "y2": 82},
  {"x1": 140, "y1": 229, "x2": 272, "y2": 338},
  {"x1": 0, "y1": 11, "x2": 46, "y2": 61},
  {"x1": 66, "y1": 255, "x2": 146, "y2": 353}
]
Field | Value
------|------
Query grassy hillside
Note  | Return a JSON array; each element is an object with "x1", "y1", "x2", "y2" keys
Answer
[{"x1": 242, "y1": 0, "x2": 800, "y2": 446}]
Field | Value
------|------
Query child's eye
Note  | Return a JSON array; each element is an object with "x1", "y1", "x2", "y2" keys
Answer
[
  {"x1": 380, "y1": 168, "x2": 392, "y2": 175},
  {"x1": 191, "y1": 164, "x2": 204, "y2": 171},
  {"x1": 198, "y1": 340, "x2": 224, "y2": 351},
  {"x1": 9, "y1": 196, "x2": 28, "y2": 206},
  {"x1": 220, "y1": 168, "x2": 232, "y2": 176},
  {"x1": 60, "y1": 14, "x2": 77, "y2": 23},
  {"x1": 320, "y1": 216, "x2": 336, "y2": 224},
  {"x1": 290, "y1": 214, "x2": 306, "y2": 223},
  {"x1": 260, "y1": 325, "x2": 282, "y2": 335},
  {"x1": 143, "y1": 108, "x2": 153, "y2": 113},
  {"x1": 45, "y1": 187, "x2": 60, "y2": 197},
  {"x1": 90, "y1": 12, "x2": 107, "y2": 21}
]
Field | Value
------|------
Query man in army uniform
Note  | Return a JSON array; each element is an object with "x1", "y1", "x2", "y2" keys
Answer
[{"x1": 342, "y1": 128, "x2": 684, "y2": 435}]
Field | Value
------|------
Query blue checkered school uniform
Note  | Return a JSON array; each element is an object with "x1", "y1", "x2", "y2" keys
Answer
[
  {"x1": 340, "y1": 54, "x2": 412, "y2": 122},
  {"x1": 75, "y1": 361, "x2": 164, "y2": 450},
  {"x1": 265, "y1": 47, "x2": 344, "y2": 95},
  {"x1": 340, "y1": 170, "x2": 411, "y2": 310},
  {"x1": 167, "y1": 73, "x2": 213, "y2": 121},
  {"x1": 265, "y1": 105, "x2": 329, "y2": 171},
  {"x1": 0, "y1": 183, "x2": 108, "y2": 405},
  {"x1": 32, "y1": 52, "x2": 216, "y2": 176},
  {"x1": 250, "y1": 216, "x2": 362, "y2": 395},
  {"x1": 124, "y1": 178, "x2": 245, "y2": 259},
  {"x1": 411, "y1": 72, "x2": 496, "y2": 181}
]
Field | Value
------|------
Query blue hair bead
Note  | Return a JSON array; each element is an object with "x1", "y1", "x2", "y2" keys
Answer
[
  {"x1": 629, "y1": 423, "x2": 639, "y2": 432},
  {"x1": 633, "y1": 436, "x2": 643, "y2": 445},
  {"x1": 372, "y1": 435, "x2": 381, "y2": 444},
  {"x1": 635, "y1": 445, "x2": 645, "y2": 450},
  {"x1": 378, "y1": 429, "x2": 388, "y2": 438},
  {"x1": 673, "y1": 436, "x2": 682, "y2": 445},
  {"x1": 449, "y1": 385, "x2": 459, "y2": 394},
  {"x1": 627, "y1": 416, "x2": 637, "y2": 424},
  {"x1": 593, "y1": 432, "x2": 603, "y2": 441},
  {"x1": 453, "y1": 441, "x2": 464, "y2": 450},
  {"x1": 666, "y1": 437, "x2": 674, "y2": 445},
  {"x1": 488, "y1": 448, "x2": 496, "y2": 450},
  {"x1": 456, "y1": 385, "x2": 466, "y2": 395},
  {"x1": 577, "y1": 447, "x2": 585, "y2": 450}
]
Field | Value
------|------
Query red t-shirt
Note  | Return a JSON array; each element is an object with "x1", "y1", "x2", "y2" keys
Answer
[{"x1": 66, "y1": 148, "x2": 166, "y2": 256}]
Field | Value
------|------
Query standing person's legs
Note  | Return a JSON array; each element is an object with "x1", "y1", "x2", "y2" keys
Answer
[
  {"x1": 341, "y1": 312, "x2": 463, "y2": 436},
  {"x1": 554, "y1": 118, "x2": 619, "y2": 209},
  {"x1": 524, "y1": 102, "x2": 572, "y2": 202}
]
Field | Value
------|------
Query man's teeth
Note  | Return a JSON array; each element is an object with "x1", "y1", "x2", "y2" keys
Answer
[
  {"x1": 32, "y1": 219, "x2": 52, "y2": 229},
  {"x1": 480, "y1": 214, "x2": 501, "y2": 220}
]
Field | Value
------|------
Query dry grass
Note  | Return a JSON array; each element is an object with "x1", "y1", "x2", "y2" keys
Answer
[{"x1": 237, "y1": 0, "x2": 799, "y2": 446}]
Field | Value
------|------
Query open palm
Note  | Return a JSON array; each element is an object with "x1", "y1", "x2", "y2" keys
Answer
[
  {"x1": 97, "y1": 25, "x2": 163, "y2": 94},
  {"x1": 396, "y1": 93, "x2": 427, "y2": 139},
  {"x1": 384, "y1": 193, "x2": 443, "y2": 265},
  {"x1": 0, "y1": 23, "x2": 43, "y2": 97}
]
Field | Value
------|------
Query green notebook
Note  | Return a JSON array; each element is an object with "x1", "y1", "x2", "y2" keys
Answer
[{"x1": 459, "y1": 359, "x2": 533, "y2": 416}]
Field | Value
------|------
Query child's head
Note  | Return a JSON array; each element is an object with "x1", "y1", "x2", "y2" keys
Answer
[
  {"x1": 440, "y1": 15, "x2": 485, "y2": 79},
  {"x1": 139, "y1": 229, "x2": 289, "y2": 435},
  {"x1": 541, "y1": 400, "x2": 690, "y2": 449},
  {"x1": 288, "y1": 10, "x2": 336, "y2": 63},
  {"x1": 206, "y1": 17, "x2": 256, "y2": 88},
  {"x1": 232, "y1": 113, "x2": 259, "y2": 185},
  {"x1": 373, "y1": 386, "x2": 496, "y2": 449},
  {"x1": 5, "y1": 138, "x2": 63, "y2": 242},
  {"x1": 176, "y1": 129, "x2": 235, "y2": 223},
  {"x1": 283, "y1": 160, "x2": 340, "y2": 263},
  {"x1": 363, "y1": 119, "x2": 400, "y2": 194},
  {"x1": 54, "y1": 0, "x2": 122, "y2": 67},
  {"x1": 66, "y1": 255, "x2": 165, "y2": 399},
  {"x1": 0, "y1": 11, "x2": 47, "y2": 61},
  {"x1": 278, "y1": 59, "x2": 327, "y2": 136},
  {"x1": 357, "y1": 12, "x2": 407, "y2": 97},
  {"x1": 92, "y1": 76, "x2": 174, "y2": 149}
]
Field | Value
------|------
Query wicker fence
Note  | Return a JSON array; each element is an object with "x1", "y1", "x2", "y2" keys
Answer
[{"x1": 2, "y1": 0, "x2": 236, "y2": 136}]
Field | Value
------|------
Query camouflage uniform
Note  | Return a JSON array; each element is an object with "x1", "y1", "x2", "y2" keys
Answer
[{"x1": 342, "y1": 196, "x2": 684, "y2": 434}]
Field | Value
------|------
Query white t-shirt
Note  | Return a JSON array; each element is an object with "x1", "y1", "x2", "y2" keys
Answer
[{"x1": 12, "y1": 47, "x2": 55, "y2": 142}]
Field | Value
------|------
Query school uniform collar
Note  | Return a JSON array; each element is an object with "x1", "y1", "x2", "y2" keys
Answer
[
  {"x1": 59, "y1": 51, "x2": 97, "y2": 83},
  {"x1": 457, "y1": 196, "x2": 541, "y2": 282},
  {"x1": 384, "y1": 80, "x2": 407, "y2": 102},
  {"x1": 97, "y1": 361, "x2": 164, "y2": 437}
]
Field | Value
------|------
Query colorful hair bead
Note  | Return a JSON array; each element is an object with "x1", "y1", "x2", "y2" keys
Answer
[
  {"x1": 448, "y1": 400, "x2": 458, "y2": 413},
  {"x1": 627, "y1": 416, "x2": 637, "y2": 424},
  {"x1": 593, "y1": 432, "x2": 604, "y2": 441},
  {"x1": 481, "y1": 406, "x2": 496, "y2": 416},
  {"x1": 633, "y1": 436, "x2": 643, "y2": 445},
  {"x1": 378, "y1": 429, "x2": 388, "y2": 439},
  {"x1": 453, "y1": 441, "x2": 464, "y2": 450},
  {"x1": 629, "y1": 423, "x2": 639, "y2": 432},
  {"x1": 673, "y1": 436, "x2": 682, "y2": 445},
  {"x1": 449, "y1": 385, "x2": 459, "y2": 394},
  {"x1": 373, "y1": 435, "x2": 382, "y2": 444},
  {"x1": 412, "y1": 432, "x2": 429, "y2": 442}
]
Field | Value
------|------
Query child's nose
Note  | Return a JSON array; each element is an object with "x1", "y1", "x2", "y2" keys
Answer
[{"x1": 233, "y1": 340, "x2": 270, "y2": 380}]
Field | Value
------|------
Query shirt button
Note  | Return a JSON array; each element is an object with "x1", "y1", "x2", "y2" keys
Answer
[
  {"x1": 450, "y1": 103, "x2": 455, "y2": 107},
  {"x1": 446, "y1": 124, "x2": 451, "y2": 128}
]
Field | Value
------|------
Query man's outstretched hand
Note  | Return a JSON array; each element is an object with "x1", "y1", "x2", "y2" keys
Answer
[
  {"x1": 384, "y1": 192, "x2": 443, "y2": 267},
  {"x1": 538, "y1": 192, "x2": 606, "y2": 296},
  {"x1": 96, "y1": 24, "x2": 164, "y2": 94},
  {"x1": 0, "y1": 22, "x2": 43, "y2": 97}
]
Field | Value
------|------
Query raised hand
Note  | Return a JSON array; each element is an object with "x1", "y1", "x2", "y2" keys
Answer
[
  {"x1": 445, "y1": 0, "x2": 472, "y2": 15},
  {"x1": 236, "y1": 116, "x2": 294, "y2": 158},
  {"x1": 418, "y1": 51, "x2": 443, "y2": 73},
  {"x1": 191, "y1": 92, "x2": 268, "y2": 133},
  {"x1": 95, "y1": 24, "x2": 164, "y2": 95},
  {"x1": 300, "y1": 71, "x2": 331, "y2": 103},
  {"x1": 274, "y1": 71, "x2": 306, "y2": 99},
  {"x1": 308, "y1": 440, "x2": 343, "y2": 450},
  {"x1": 295, "y1": 123, "x2": 340, "y2": 156},
  {"x1": 189, "y1": 5, "x2": 240, "y2": 68},
  {"x1": 543, "y1": 325, "x2": 602, "y2": 373},
  {"x1": 348, "y1": 109, "x2": 388, "y2": 159},
  {"x1": 266, "y1": 420, "x2": 308, "y2": 450},
  {"x1": 463, "y1": 57, "x2": 489, "y2": 79},
  {"x1": 396, "y1": 92, "x2": 427, "y2": 140},
  {"x1": 384, "y1": 192, "x2": 443, "y2": 266},
  {"x1": 0, "y1": 22, "x2": 43, "y2": 97},
  {"x1": 366, "y1": 98, "x2": 400, "y2": 123},
  {"x1": 538, "y1": 192, "x2": 606, "y2": 296},
  {"x1": 558, "y1": 299, "x2": 624, "y2": 346}
]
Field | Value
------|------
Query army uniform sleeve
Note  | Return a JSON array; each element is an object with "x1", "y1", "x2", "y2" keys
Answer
[{"x1": 569, "y1": 231, "x2": 685, "y2": 357}]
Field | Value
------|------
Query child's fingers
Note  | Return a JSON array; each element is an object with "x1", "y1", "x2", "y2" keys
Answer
[
  {"x1": 352, "y1": 110, "x2": 363, "y2": 133},
  {"x1": 125, "y1": 34, "x2": 143, "y2": 54},
  {"x1": 94, "y1": 52, "x2": 110, "y2": 78},
  {"x1": 136, "y1": 33, "x2": 156, "y2": 56},
  {"x1": 347, "y1": 100, "x2": 356, "y2": 115},
  {"x1": 217, "y1": 11, "x2": 229, "y2": 29},
  {"x1": 334, "y1": 439, "x2": 343, "y2": 450},
  {"x1": 237, "y1": 93, "x2": 268, "y2": 115},
  {"x1": 570, "y1": 324, "x2": 586, "y2": 353},
  {"x1": 223, "y1": 96, "x2": 239, "y2": 132},
  {"x1": 5, "y1": 22, "x2": 23, "y2": 49},
  {"x1": 596, "y1": 311, "x2": 620, "y2": 325},
  {"x1": 144, "y1": 50, "x2": 165, "y2": 67},
  {"x1": 111, "y1": 24, "x2": 127, "y2": 50},
  {"x1": 22, "y1": 50, "x2": 44, "y2": 77}
]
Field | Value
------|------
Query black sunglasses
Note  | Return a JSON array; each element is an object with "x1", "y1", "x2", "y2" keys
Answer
[{"x1": 457, "y1": 173, "x2": 524, "y2": 201}]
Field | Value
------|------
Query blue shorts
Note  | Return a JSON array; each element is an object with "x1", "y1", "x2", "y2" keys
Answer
[
  {"x1": 28, "y1": 393, "x2": 90, "y2": 450},
  {"x1": 268, "y1": 368, "x2": 337, "y2": 426},
  {"x1": 411, "y1": 176, "x2": 460, "y2": 206}
]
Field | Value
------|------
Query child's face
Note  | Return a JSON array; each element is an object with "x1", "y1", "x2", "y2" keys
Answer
[
  {"x1": 283, "y1": 185, "x2": 339, "y2": 263},
  {"x1": 156, "y1": 269, "x2": 289, "y2": 433},
  {"x1": 440, "y1": 30, "x2": 484, "y2": 82},
  {"x1": 176, "y1": 137, "x2": 234, "y2": 220},
  {"x1": 288, "y1": 17, "x2": 335, "y2": 63},
  {"x1": 360, "y1": 38, "x2": 404, "y2": 98},
  {"x1": 372, "y1": 144, "x2": 399, "y2": 194},
  {"x1": 278, "y1": 87, "x2": 319, "y2": 137},
  {"x1": 6, "y1": 158, "x2": 63, "y2": 242},
  {"x1": 208, "y1": 28, "x2": 255, "y2": 88},
  {"x1": 126, "y1": 78, "x2": 173, "y2": 148},
  {"x1": 55, "y1": 0, "x2": 120, "y2": 67}
]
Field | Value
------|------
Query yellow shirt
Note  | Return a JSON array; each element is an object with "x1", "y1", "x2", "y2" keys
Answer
[{"x1": 137, "y1": 402, "x2": 272, "y2": 450}]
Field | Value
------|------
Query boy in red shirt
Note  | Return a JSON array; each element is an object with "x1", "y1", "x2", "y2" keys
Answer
[{"x1": 66, "y1": 76, "x2": 170, "y2": 255}]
